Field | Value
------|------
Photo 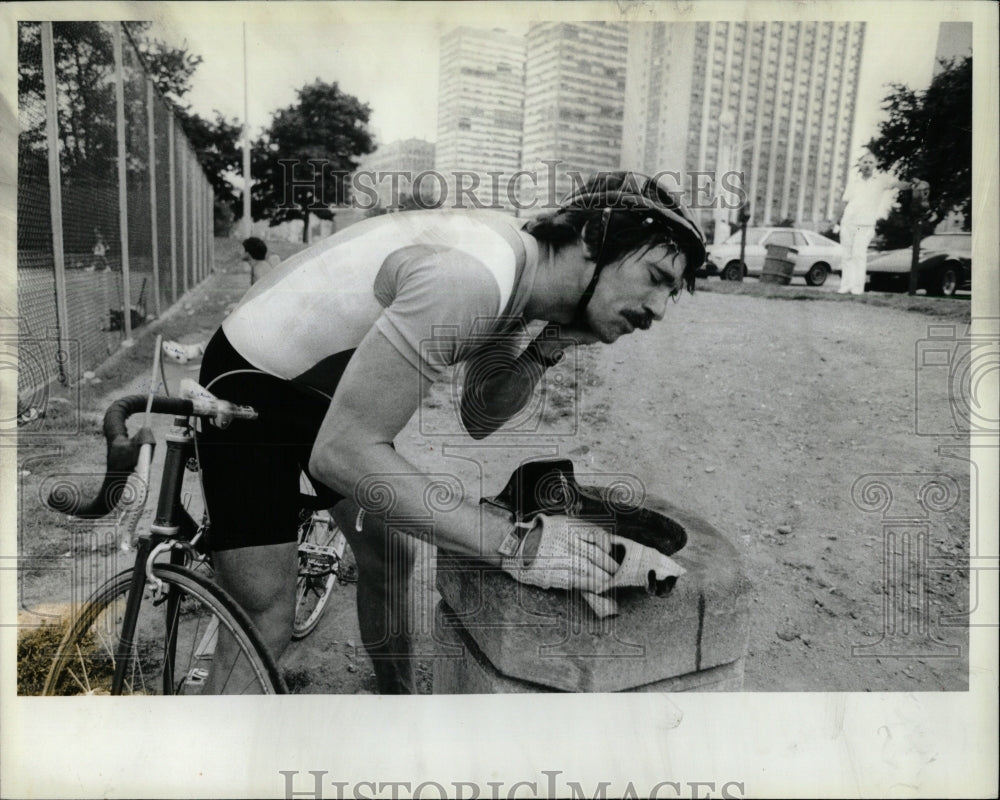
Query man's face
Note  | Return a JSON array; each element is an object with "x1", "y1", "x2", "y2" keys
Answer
[
  {"x1": 583, "y1": 244, "x2": 688, "y2": 344},
  {"x1": 859, "y1": 154, "x2": 876, "y2": 177}
]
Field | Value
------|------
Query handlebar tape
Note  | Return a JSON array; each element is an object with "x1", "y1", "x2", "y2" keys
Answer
[{"x1": 47, "y1": 395, "x2": 193, "y2": 519}]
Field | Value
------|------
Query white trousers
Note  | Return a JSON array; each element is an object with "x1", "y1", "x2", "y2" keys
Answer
[{"x1": 839, "y1": 223, "x2": 875, "y2": 294}]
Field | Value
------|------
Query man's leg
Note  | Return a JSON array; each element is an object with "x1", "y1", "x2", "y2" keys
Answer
[
  {"x1": 332, "y1": 499, "x2": 417, "y2": 694},
  {"x1": 203, "y1": 542, "x2": 298, "y2": 694},
  {"x1": 839, "y1": 224, "x2": 858, "y2": 294},
  {"x1": 853, "y1": 225, "x2": 876, "y2": 294}
]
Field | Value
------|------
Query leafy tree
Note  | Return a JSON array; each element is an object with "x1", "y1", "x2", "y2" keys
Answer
[
  {"x1": 126, "y1": 24, "x2": 242, "y2": 221},
  {"x1": 252, "y1": 80, "x2": 375, "y2": 242},
  {"x1": 124, "y1": 22, "x2": 203, "y2": 110},
  {"x1": 866, "y1": 56, "x2": 971, "y2": 249},
  {"x1": 18, "y1": 21, "x2": 241, "y2": 238},
  {"x1": 18, "y1": 22, "x2": 117, "y2": 173},
  {"x1": 175, "y1": 108, "x2": 244, "y2": 225}
]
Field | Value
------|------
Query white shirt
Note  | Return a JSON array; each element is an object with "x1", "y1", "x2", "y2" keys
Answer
[
  {"x1": 841, "y1": 172, "x2": 898, "y2": 226},
  {"x1": 222, "y1": 210, "x2": 539, "y2": 394}
]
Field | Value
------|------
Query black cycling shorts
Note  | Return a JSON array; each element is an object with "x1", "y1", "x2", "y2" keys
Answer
[{"x1": 197, "y1": 328, "x2": 344, "y2": 551}]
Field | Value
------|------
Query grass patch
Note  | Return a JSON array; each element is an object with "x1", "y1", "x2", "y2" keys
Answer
[{"x1": 17, "y1": 623, "x2": 68, "y2": 695}]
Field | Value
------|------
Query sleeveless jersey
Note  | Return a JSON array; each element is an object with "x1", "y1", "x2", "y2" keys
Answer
[{"x1": 222, "y1": 209, "x2": 540, "y2": 397}]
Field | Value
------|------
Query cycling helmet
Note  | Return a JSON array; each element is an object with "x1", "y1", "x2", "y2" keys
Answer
[{"x1": 557, "y1": 171, "x2": 706, "y2": 320}]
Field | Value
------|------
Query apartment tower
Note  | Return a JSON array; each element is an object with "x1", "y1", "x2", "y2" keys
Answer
[
  {"x1": 623, "y1": 21, "x2": 866, "y2": 231},
  {"x1": 520, "y1": 22, "x2": 629, "y2": 212},
  {"x1": 435, "y1": 27, "x2": 525, "y2": 210}
]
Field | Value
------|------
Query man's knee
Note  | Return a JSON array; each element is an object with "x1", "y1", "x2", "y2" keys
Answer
[{"x1": 214, "y1": 543, "x2": 298, "y2": 615}]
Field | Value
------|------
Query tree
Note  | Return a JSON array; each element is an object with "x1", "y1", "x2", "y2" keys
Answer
[
  {"x1": 124, "y1": 22, "x2": 203, "y2": 110},
  {"x1": 175, "y1": 108, "x2": 244, "y2": 225},
  {"x1": 252, "y1": 80, "x2": 375, "y2": 242},
  {"x1": 866, "y1": 56, "x2": 972, "y2": 249},
  {"x1": 18, "y1": 21, "x2": 242, "y2": 239},
  {"x1": 127, "y1": 24, "x2": 243, "y2": 221}
]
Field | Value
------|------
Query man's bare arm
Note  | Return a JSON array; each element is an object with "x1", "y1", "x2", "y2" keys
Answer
[
  {"x1": 309, "y1": 325, "x2": 515, "y2": 563},
  {"x1": 459, "y1": 322, "x2": 598, "y2": 440}
]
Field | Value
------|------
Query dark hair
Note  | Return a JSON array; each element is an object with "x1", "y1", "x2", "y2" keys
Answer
[
  {"x1": 242, "y1": 236, "x2": 268, "y2": 261},
  {"x1": 524, "y1": 173, "x2": 701, "y2": 293}
]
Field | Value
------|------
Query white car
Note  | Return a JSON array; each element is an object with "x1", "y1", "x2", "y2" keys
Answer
[{"x1": 704, "y1": 227, "x2": 844, "y2": 286}]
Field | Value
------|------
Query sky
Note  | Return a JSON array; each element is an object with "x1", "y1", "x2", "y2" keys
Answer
[{"x1": 149, "y1": 9, "x2": 945, "y2": 158}]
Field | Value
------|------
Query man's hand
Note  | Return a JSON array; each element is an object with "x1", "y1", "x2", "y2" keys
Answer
[{"x1": 502, "y1": 514, "x2": 616, "y2": 593}]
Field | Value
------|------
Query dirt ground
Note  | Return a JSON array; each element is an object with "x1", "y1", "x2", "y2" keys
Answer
[{"x1": 16, "y1": 238, "x2": 972, "y2": 694}]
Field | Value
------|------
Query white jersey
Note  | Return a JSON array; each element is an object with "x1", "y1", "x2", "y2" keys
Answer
[
  {"x1": 222, "y1": 210, "x2": 539, "y2": 396},
  {"x1": 841, "y1": 172, "x2": 899, "y2": 226}
]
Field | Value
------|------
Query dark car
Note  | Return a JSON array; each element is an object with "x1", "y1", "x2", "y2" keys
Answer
[{"x1": 866, "y1": 232, "x2": 971, "y2": 296}]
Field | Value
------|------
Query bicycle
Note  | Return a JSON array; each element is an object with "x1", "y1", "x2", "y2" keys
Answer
[
  {"x1": 42, "y1": 379, "x2": 288, "y2": 695},
  {"x1": 292, "y1": 476, "x2": 352, "y2": 640}
]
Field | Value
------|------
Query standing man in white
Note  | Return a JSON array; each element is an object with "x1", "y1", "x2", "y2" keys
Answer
[{"x1": 836, "y1": 151, "x2": 922, "y2": 295}]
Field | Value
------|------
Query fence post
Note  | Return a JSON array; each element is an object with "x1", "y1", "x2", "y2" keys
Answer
[
  {"x1": 146, "y1": 78, "x2": 160, "y2": 318},
  {"x1": 192, "y1": 162, "x2": 200, "y2": 285},
  {"x1": 168, "y1": 115, "x2": 177, "y2": 304},
  {"x1": 181, "y1": 144, "x2": 189, "y2": 295},
  {"x1": 112, "y1": 24, "x2": 132, "y2": 343},
  {"x1": 209, "y1": 182, "x2": 215, "y2": 273},
  {"x1": 40, "y1": 23, "x2": 70, "y2": 385},
  {"x1": 203, "y1": 178, "x2": 209, "y2": 278}
]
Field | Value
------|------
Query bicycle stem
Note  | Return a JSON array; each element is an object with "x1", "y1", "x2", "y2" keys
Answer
[{"x1": 151, "y1": 420, "x2": 195, "y2": 537}]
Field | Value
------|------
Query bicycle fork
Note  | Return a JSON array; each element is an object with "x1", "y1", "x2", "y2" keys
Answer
[{"x1": 111, "y1": 419, "x2": 193, "y2": 695}]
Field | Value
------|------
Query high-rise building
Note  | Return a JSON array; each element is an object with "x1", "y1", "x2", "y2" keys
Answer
[
  {"x1": 435, "y1": 27, "x2": 525, "y2": 210},
  {"x1": 520, "y1": 21, "x2": 629, "y2": 212},
  {"x1": 933, "y1": 21, "x2": 972, "y2": 74},
  {"x1": 623, "y1": 21, "x2": 866, "y2": 232},
  {"x1": 355, "y1": 138, "x2": 436, "y2": 208}
]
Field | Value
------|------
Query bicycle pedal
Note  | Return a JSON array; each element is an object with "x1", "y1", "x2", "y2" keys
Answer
[{"x1": 179, "y1": 667, "x2": 209, "y2": 693}]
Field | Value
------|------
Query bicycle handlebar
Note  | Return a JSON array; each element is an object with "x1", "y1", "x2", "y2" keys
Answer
[{"x1": 47, "y1": 394, "x2": 257, "y2": 519}]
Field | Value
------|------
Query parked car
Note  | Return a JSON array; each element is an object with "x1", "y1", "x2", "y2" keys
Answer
[
  {"x1": 865, "y1": 232, "x2": 971, "y2": 296},
  {"x1": 703, "y1": 227, "x2": 843, "y2": 286}
]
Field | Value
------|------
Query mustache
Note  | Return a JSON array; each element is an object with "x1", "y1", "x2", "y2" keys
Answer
[{"x1": 622, "y1": 311, "x2": 653, "y2": 330}]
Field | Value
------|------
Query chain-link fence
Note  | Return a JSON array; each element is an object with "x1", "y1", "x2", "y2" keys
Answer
[{"x1": 16, "y1": 21, "x2": 214, "y2": 409}]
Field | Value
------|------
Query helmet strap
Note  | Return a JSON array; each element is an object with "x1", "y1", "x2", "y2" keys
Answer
[{"x1": 572, "y1": 207, "x2": 612, "y2": 325}]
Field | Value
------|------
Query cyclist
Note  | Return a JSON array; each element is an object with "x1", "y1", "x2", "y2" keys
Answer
[{"x1": 197, "y1": 171, "x2": 706, "y2": 693}]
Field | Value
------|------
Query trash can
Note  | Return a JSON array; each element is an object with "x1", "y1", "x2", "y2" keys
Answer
[{"x1": 761, "y1": 244, "x2": 798, "y2": 285}]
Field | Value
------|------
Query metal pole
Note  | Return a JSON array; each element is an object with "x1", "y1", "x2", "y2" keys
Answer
[
  {"x1": 168, "y1": 114, "x2": 177, "y2": 304},
  {"x1": 193, "y1": 162, "x2": 200, "y2": 285},
  {"x1": 113, "y1": 24, "x2": 133, "y2": 343},
  {"x1": 202, "y1": 177, "x2": 208, "y2": 279},
  {"x1": 181, "y1": 144, "x2": 189, "y2": 295},
  {"x1": 196, "y1": 175, "x2": 202, "y2": 283},
  {"x1": 146, "y1": 79, "x2": 160, "y2": 318},
  {"x1": 907, "y1": 182, "x2": 930, "y2": 296},
  {"x1": 243, "y1": 22, "x2": 252, "y2": 240},
  {"x1": 40, "y1": 22, "x2": 70, "y2": 385},
  {"x1": 209, "y1": 176, "x2": 216, "y2": 272},
  {"x1": 204, "y1": 178, "x2": 210, "y2": 277}
]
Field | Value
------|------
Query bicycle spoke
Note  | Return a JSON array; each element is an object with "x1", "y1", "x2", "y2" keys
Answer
[{"x1": 44, "y1": 567, "x2": 283, "y2": 695}]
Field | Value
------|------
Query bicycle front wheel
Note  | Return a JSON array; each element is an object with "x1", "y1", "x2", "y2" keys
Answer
[{"x1": 42, "y1": 564, "x2": 286, "y2": 695}]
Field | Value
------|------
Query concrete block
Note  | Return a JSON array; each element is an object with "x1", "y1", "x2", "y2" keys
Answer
[
  {"x1": 436, "y1": 496, "x2": 751, "y2": 693},
  {"x1": 433, "y1": 601, "x2": 744, "y2": 694}
]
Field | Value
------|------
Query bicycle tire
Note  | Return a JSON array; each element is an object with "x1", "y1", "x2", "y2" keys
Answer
[
  {"x1": 292, "y1": 511, "x2": 344, "y2": 640},
  {"x1": 42, "y1": 564, "x2": 286, "y2": 695}
]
